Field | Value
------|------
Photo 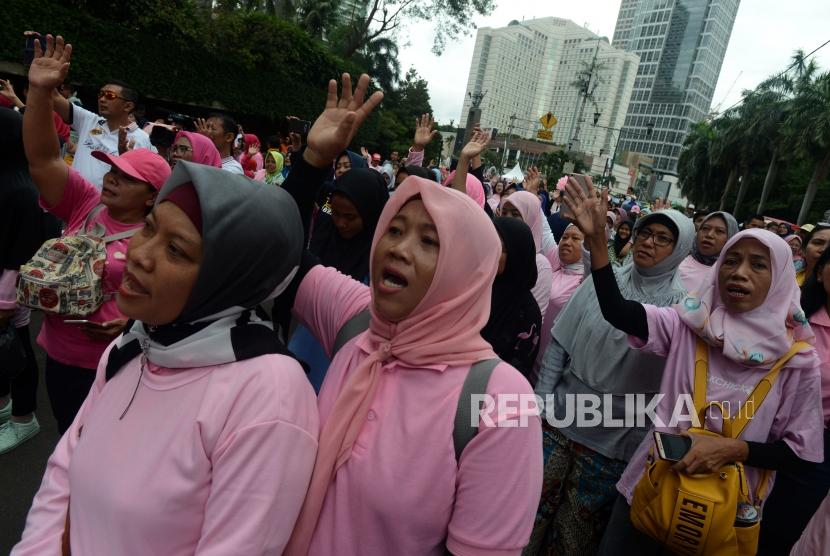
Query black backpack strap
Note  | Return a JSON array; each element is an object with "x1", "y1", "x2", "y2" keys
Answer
[
  {"x1": 331, "y1": 309, "x2": 371, "y2": 356},
  {"x1": 452, "y1": 358, "x2": 499, "y2": 463}
]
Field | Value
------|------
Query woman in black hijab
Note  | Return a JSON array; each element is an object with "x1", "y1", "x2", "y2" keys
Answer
[
  {"x1": 0, "y1": 108, "x2": 61, "y2": 453},
  {"x1": 309, "y1": 168, "x2": 389, "y2": 281},
  {"x1": 481, "y1": 217, "x2": 542, "y2": 379},
  {"x1": 292, "y1": 168, "x2": 389, "y2": 391}
]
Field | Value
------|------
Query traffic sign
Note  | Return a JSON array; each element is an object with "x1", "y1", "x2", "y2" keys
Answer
[
  {"x1": 537, "y1": 129, "x2": 553, "y2": 141},
  {"x1": 539, "y1": 112, "x2": 558, "y2": 130}
]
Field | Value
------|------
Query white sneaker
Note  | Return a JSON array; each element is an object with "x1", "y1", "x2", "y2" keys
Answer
[
  {"x1": 0, "y1": 400, "x2": 10, "y2": 424},
  {"x1": 0, "y1": 416, "x2": 40, "y2": 455}
]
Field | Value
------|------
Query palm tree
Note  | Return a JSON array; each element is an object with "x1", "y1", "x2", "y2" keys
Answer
[
  {"x1": 358, "y1": 37, "x2": 401, "y2": 92},
  {"x1": 789, "y1": 70, "x2": 830, "y2": 224},
  {"x1": 710, "y1": 110, "x2": 743, "y2": 212},
  {"x1": 678, "y1": 121, "x2": 714, "y2": 206}
]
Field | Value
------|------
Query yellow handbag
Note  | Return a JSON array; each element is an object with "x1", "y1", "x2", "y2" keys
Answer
[{"x1": 630, "y1": 338, "x2": 809, "y2": 556}]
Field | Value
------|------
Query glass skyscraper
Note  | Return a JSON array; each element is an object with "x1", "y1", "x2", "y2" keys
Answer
[{"x1": 612, "y1": 0, "x2": 740, "y2": 174}]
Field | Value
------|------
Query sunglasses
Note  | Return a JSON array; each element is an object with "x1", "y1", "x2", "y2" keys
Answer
[{"x1": 98, "y1": 90, "x2": 127, "y2": 101}]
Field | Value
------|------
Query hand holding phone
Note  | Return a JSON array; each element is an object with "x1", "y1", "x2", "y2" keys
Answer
[{"x1": 654, "y1": 431, "x2": 692, "y2": 462}]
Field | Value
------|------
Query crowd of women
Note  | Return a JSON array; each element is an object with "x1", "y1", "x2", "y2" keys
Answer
[{"x1": 1, "y1": 34, "x2": 830, "y2": 555}]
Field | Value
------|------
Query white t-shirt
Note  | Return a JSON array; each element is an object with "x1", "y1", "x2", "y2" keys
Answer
[
  {"x1": 70, "y1": 105, "x2": 152, "y2": 189},
  {"x1": 221, "y1": 156, "x2": 245, "y2": 175}
]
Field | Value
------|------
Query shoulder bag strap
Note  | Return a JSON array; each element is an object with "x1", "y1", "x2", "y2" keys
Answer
[
  {"x1": 725, "y1": 340, "x2": 812, "y2": 439},
  {"x1": 103, "y1": 228, "x2": 139, "y2": 243},
  {"x1": 331, "y1": 309, "x2": 371, "y2": 356},
  {"x1": 452, "y1": 358, "x2": 500, "y2": 463},
  {"x1": 693, "y1": 337, "x2": 709, "y2": 419}
]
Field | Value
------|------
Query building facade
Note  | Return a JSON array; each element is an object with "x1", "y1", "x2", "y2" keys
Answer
[
  {"x1": 459, "y1": 18, "x2": 640, "y2": 161},
  {"x1": 612, "y1": 0, "x2": 740, "y2": 174}
]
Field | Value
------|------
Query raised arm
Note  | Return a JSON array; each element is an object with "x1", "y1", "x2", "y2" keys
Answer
[
  {"x1": 453, "y1": 130, "x2": 489, "y2": 195},
  {"x1": 23, "y1": 35, "x2": 71, "y2": 208},
  {"x1": 408, "y1": 113, "x2": 436, "y2": 167},
  {"x1": 562, "y1": 177, "x2": 648, "y2": 341},
  {"x1": 281, "y1": 73, "x2": 384, "y2": 239}
]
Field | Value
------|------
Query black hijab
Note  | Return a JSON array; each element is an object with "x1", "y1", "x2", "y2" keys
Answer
[
  {"x1": 309, "y1": 168, "x2": 389, "y2": 280},
  {"x1": 481, "y1": 217, "x2": 541, "y2": 378},
  {"x1": 0, "y1": 108, "x2": 61, "y2": 269}
]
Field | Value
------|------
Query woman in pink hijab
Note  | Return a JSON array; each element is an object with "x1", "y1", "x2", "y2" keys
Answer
[
  {"x1": 240, "y1": 133, "x2": 263, "y2": 178},
  {"x1": 285, "y1": 176, "x2": 542, "y2": 555},
  {"x1": 533, "y1": 224, "x2": 584, "y2": 383},
  {"x1": 502, "y1": 190, "x2": 554, "y2": 315},
  {"x1": 443, "y1": 169, "x2": 486, "y2": 208},
  {"x1": 169, "y1": 131, "x2": 221, "y2": 168},
  {"x1": 562, "y1": 181, "x2": 823, "y2": 554}
]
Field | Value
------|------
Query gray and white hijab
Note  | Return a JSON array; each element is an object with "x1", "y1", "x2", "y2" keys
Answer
[{"x1": 106, "y1": 161, "x2": 302, "y2": 380}]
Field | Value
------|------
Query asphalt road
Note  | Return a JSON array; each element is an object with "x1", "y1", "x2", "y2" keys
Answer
[{"x1": 0, "y1": 312, "x2": 61, "y2": 553}]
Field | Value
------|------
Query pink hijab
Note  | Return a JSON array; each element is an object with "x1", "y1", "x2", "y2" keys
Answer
[
  {"x1": 286, "y1": 176, "x2": 499, "y2": 554},
  {"x1": 676, "y1": 229, "x2": 815, "y2": 368},
  {"x1": 443, "y1": 170, "x2": 486, "y2": 208},
  {"x1": 174, "y1": 131, "x2": 221, "y2": 168},
  {"x1": 503, "y1": 191, "x2": 542, "y2": 252}
]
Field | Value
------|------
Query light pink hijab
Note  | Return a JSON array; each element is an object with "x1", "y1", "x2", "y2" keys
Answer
[
  {"x1": 503, "y1": 191, "x2": 542, "y2": 252},
  {"x1": 286, "y1": 176, "x2": 499, "y2": 554},
  {"x1": 174, "y1": 131, "x2": 221, "y2": 168},
  {"x1": 676, "y1": 229, "x2": 815, "y2": 368},
  {"x1": 443, "y1": 170, "x2": 486, "y2": 208}
]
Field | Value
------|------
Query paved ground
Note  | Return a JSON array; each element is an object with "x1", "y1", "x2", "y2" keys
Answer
[{"x1": 0, "y1": 312, "x2": 61, "y2": 553}]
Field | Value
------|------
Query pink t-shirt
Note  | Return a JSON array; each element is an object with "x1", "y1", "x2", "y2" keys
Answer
[
  {"x1": 12, "y1": 345, "x2": 318, "y2": 556},
  {"x1": 532, "y1": 253, "x2": 553, "y2": 317},
  {"x1": 616, "y1": 304, "x2": 824, "y2": 505},
  {"x1": 809, "y1": 307, "x2": 830, "y2": 426},
  {"x1": 294, "y1": 265, "x2": 543, "y2": 556},
  {"x1": 37, "y1": 168, "x2": 139, "y2": 369},
  {"x1": 790, "y1": 491, "x2": 830, "y2": 555},
  {"x1": 678, "y1": 254, "x2": 714, "y2": 294},
  {"x1": 536, "y1": 246, "x2": 583, "y2": 373}
]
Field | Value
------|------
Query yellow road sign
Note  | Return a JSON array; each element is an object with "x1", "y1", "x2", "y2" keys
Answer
[
  {"x1": 539, "y1": 112, "x2": 558, "y2": 129},
  {"x1": 537, "y1": 129, "x2": 553, "y2": 141}
]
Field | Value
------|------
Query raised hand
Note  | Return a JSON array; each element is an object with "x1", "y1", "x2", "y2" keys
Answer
[
  {"x1": 562, "y1": 176, "x2": 607, "y2": 240},
  {"x1": 304, "y1": 73, "x2": 384, "y2": 168},
  {"x1": 460, "y1": 130, "x2": 490, "y2": 160},
  {"x1": 524, "y1": 166, "x2": 541, "y2": 194},
  {"x1": 195, "y1": 117, "x2": 211, "y2": 136},
  {"x1": 28, "y1": 35, "x2": 72, "y2": 91},
  {"x1": 413, "y1": 113, "x2": 437, "y2": 150},
  {"x1": 248, "y1": 143, "x2": 261, "y2": 156}
]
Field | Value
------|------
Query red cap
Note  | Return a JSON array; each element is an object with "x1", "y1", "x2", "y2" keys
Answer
[
  {"x1": 92, "y1": 148, "x2": 171, "y2": 191},
  {"x1": 372, "y1": 153, "x2": 381, "y2": 161}
]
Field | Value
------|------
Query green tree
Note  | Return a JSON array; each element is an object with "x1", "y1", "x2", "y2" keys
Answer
[{"x1": 789, "y1": 71, "x2": 830, "y2": 224}]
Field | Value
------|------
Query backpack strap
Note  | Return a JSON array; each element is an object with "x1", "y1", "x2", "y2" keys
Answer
[
  {"x1": 724, "y1": 340, "x2": 811, "y2": 439},
  {"x1": 330, "y1": 311, "x2": 500, "y2": 465},
  {"x1": 452, "y1": 358, "x2": 499, "y2": 463},
  {"x1": 332, "y1": 309, "x2": 371, "y2": 356},
  {"x1": 82, "y1": 205, "x2": 106, "y2": 234},
  {"x1": 103, "y1": 228, "x2": 139, "y2": 243}
]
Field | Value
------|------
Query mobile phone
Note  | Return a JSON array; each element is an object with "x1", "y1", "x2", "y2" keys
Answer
[
  {"x1": 150, "y1": 125, "x2": 177, "y2": 149},
  {"x1": 654, "y1": 431, "x2": 692, "y2": 462},
  {"x1": 561, "y1": 174, "x2": 594, "y2": 218},
  {"x1": 489, "y1": 127, "x2": 498, "y2": 141},
  {"x1": 64, "y1": 319, "x2": 94, "y2": 325},
  {"x1": 288, "y1": 119, "x2": 311, "y2": 136},
  {"x1": 23, "y1": 33, "x2": 40, "y2": 67}
]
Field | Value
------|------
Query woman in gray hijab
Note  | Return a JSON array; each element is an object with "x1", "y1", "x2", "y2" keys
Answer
[
  {"x1": 526, "y1": 193, "x2": 694, "y2": 555},
  {"x1": 678, "y1": 211, "x2": 739, "y2": 292},
  {"x1": 14, "y1": 161, "x2": 319, "y2": 555}
]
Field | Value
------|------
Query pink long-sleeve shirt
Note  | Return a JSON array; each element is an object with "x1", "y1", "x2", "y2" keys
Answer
[
  {"x1": 12, "y1": 346, "x2": 318, "y2": 556},
  {"x1": 294, "y1": 265, "x2": 543, "y2": 556}
]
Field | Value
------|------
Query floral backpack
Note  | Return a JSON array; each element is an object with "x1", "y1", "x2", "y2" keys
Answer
[{"x1": 16, "y1": 206, "x2": 137, "y2": 316}]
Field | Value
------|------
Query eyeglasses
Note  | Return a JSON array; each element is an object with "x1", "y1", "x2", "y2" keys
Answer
[
  {"x1": 169, "y1": 145, "x2": 193, "y2": 155},
  {"x1": 98, "y1": 90, "x2": 126, "y2": 101},
  {"x1": 635, "y1": 228, "x2": 675, "y2": 247}
]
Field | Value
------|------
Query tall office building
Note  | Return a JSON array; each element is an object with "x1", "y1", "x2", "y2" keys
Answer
[
  {"x1": 459, "y1": 18, "x2": 640, "y2": 160},
  {"x1": 612, "y1": 0, "x2": 740, "y2": 174}
]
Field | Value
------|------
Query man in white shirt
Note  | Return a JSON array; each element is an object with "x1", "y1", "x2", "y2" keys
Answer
[
  {"x1": 52, "y1": 80, "x2": 151, "y2": 189},
  {"x1": 198, "y1": 113, "x2": 244, "y2": 175}
]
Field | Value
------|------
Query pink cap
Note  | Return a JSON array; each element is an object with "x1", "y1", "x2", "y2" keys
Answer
[
  {"x1": 630, "y1": 204, "x2": 641, "y2": 214},
  {"x1": 92, "y1": 148, "x2": 171, "y2": 191},
  {"x1": 372, "y1": 153, "x2": 381, "y2": 161}
]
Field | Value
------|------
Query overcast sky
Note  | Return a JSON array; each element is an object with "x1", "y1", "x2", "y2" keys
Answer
[{"x1": 396, "y1": 0, "x2": 830, "y2": 124}]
